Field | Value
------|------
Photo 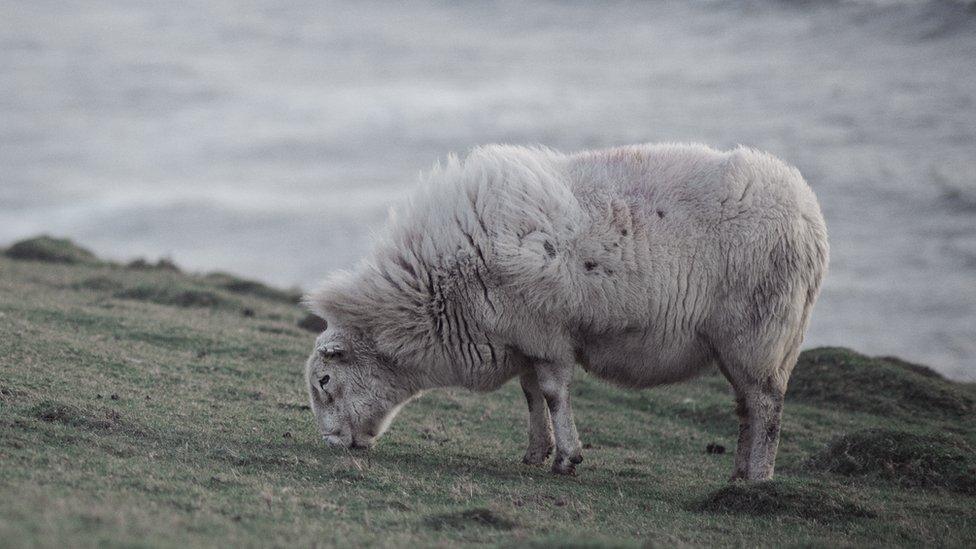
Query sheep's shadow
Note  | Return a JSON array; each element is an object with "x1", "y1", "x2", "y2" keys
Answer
[{"x1": 333, "y1": 442, "x2": 693, "y2": 503}]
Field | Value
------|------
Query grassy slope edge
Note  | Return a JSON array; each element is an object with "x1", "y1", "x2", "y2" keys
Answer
[{"x1": 1, "y1": 239, "x2": 974, "y2": 547}]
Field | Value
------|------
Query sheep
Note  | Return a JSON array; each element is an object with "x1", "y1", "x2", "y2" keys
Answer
[{"x1": 304, "y1": 143, "x2": 828, "y2": 480}]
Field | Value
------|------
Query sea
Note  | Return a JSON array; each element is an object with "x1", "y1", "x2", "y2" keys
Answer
[{"x1": 1, "y1": 0, "x2": 974, "y2": 379}]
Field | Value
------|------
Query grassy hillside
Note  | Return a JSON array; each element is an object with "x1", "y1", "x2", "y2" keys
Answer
[{"x1": 1, "y1": 237, "x2": 974, "y2": 548}]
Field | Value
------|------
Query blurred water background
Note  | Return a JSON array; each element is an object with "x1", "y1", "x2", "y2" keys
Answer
[{"x1": 1, "y1": 0, "x2": 974, "y2": 379}]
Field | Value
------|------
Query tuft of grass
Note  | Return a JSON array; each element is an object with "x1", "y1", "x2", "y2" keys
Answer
[
  {"x1": 695, "y1": 479, "x2": 875, "y2": 523},
  {"x1": 788, "y1": 347, "x2": 975, "y2": 419},
  {"x1": 0, "y1": 384, "x2": 21, "y2": 400},
  {"x1": 4, "y1": 236, "x2": 99, "y2": 265},
  {"x1": 805, "y1": 428, "x2": 976, "y2": 494}
]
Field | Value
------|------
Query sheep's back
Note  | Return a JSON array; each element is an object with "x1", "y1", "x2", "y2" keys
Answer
[{"x1": 490, "y1": 143, "x2": 827, "y2": 357}]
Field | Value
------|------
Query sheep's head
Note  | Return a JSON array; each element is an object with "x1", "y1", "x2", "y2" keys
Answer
[{"x1": 305, "y1": 325, "x2": 411, "y2": 450}]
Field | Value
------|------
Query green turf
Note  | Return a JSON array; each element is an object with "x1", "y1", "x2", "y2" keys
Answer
[{"x1": 1, "y1": 238, "x2": 974, "y2": 547}]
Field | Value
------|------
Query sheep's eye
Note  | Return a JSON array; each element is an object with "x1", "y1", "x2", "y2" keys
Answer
[
  {"x1": 319, "y1": 346, "x2": 344, "y2": 361},
  {"x1": 318, "y1": 375, "x2": 330, "y2": 390}
]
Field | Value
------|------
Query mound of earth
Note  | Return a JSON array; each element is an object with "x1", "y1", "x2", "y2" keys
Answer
[
  {"x1": 696, "y1": 479, "x2": 874, "y2": 523},
  {"x1": 788, "y1": 347, "x2": 975, "y2": 419},
  {"x1": 806, "y1": 428, "x2": 976, "y2": 494},
  {"x1": 5, "y1": 236, "x2": 99, "y2": 265}
]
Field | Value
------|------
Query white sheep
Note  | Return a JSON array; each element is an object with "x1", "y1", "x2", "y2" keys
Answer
[{"x1": 304, "y1": 143, "x2": 828, "y2": 480}]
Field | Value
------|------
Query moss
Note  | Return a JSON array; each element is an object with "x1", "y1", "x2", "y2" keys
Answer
[
  {"x1": 205, "y1": 272, "x2": 301, "y2": 304},
  {"x1": 806, "y1": 428, "x2": 976, "y2": 494},
  {"x1": 696, "y1": 479, "x2": 875, "y2": 523},
  {"x1": 788, "y1": 347, "x2": 975, "y2": 419},
  {"x1": 4, "y1": 236, "x2": 99, "y2": 264}
]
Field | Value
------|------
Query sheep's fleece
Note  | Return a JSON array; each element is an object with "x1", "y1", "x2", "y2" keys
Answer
[{"x1": 305, "y1": 143, "x2": 828, "y2": 480}]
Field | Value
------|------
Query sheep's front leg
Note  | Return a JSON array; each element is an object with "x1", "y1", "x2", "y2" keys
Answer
[
  {"x1": 520, "y1": 371, "x2": 554, "y2": 465},
  {"x1": 535, "y1": 362, "x2": 583, "y2": 475}
]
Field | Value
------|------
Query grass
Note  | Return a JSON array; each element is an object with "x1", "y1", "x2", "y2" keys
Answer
[{"x1": 1, "y1": 237, "x2": 975, "y2": 547}]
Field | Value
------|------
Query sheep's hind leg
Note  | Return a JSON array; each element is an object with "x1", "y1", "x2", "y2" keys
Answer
[
  {"x1": 535, "y1": 362, "x2": 583, "y2": 475},
  {"x1": 731, "y1": 395, "x2": 753, "y2": 480},
  {"x1": 717, "y1": 362, "x2": 753, "y2": 481},
  {"x1": 519, "y1": 371, "x2": 554, "y2": 465},
  {"x1": 745, "y1": 380, "x2": 785, "y2": 481}
]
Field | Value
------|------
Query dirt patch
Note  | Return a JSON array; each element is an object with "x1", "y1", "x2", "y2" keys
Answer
[
  {"x1": 788, "y1": 347, "x2": 975, "y2": 419},
  {"x1": 696, "y1": 480, "x2": 875, "y2": 523},
  {"x1": 424, "y1": 508, "x2": 518, "y2": 531},
  {"x1": 115, "y1": 285, "x2": 230, "y2": 309},
  {"x1": 28, "y1": 400, "x2": 122, "y2": 431},
  {"x1": 5, "y1": 236, "x2": 99, "y2": 264},
  {"x1": 805, "y1": 428, "x2": 976, "y2": 494}
]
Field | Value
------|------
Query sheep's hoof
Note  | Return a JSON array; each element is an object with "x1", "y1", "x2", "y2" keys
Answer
[
  {"x1": 551, "y1": 453, "x2": 582, "y2": 475},
  {"x1": 522, "y1": 445, "x2": 552, "y2": 466}
]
